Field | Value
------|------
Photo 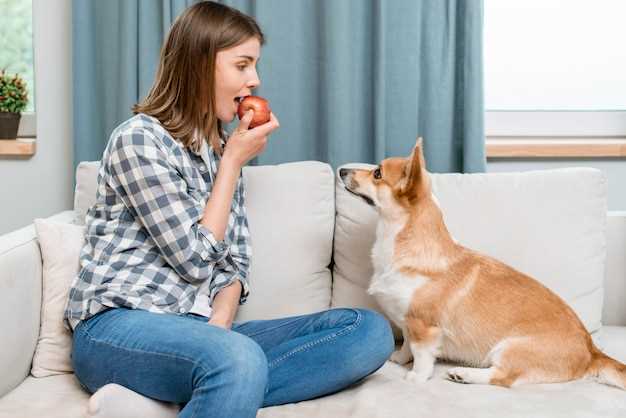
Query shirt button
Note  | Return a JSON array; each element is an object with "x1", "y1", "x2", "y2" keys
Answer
[
  {"x1": 199, "y1": 164, "x2": 207, "y2": 172},
  {"x1": 179, "y1": 307, "x2": 186, "y2": 314}
]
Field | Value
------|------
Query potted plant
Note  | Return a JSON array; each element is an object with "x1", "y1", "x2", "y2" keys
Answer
[{"x1": 0, "y1": 69, "x2": 29, "y2": 140}]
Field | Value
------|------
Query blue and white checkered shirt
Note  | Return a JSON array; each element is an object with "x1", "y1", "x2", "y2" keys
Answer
[{"x1": 64, "y1": 114, "x2": 251, "y2": 330}]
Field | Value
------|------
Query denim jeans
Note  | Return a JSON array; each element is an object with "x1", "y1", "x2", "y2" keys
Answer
[{"x1": 71, "y1": 307, "x2": 394, "y2": 418}]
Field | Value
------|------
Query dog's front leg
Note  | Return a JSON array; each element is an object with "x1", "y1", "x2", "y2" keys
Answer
[
  {"x1": 390, "y1": 326, "x2": 413, "y2": 365},
  {"x1": 405, "y1": 319, "x2": 442, "y2": 383}
]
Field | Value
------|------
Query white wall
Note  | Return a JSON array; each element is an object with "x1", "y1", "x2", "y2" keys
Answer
[{"x1": 0, "y1": 0, "x2": 73, "y2": 235}]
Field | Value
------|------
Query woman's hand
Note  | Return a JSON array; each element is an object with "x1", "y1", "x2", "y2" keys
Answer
[
  {"x1": 207, "y1": 312, "x2": 233, "y2": 330},
  {"x1": 207, "y1": 280, "x2": 243, "y2": 330},
  {"x1": 223, "y1": 110, "x2": 280, "y2": 168}
]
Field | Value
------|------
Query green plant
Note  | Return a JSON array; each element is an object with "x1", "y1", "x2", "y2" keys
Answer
[{"x1": 0, "y1": 69, "x2": 28, "y2": 113}]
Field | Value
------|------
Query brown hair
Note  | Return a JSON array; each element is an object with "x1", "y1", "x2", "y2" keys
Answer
[{"x1": 133, "y1": 1, "x2": 264, "y2": 154}]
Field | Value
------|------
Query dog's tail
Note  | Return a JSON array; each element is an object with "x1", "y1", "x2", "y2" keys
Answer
[{"x1": 586, "y1": 346, "x2": 626, "y2": 390}]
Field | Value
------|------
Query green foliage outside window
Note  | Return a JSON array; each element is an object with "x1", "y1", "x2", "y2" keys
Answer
[{"x1": 0, "y1": 70, "x2": 28, "y2": 113}]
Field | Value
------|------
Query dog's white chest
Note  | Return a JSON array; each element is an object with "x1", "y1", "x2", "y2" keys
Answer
[
  {"x1": 368, "y1": 273, "x2": 427, "y2": 327},
  {"x1": 370, "y1": 221, "x2": 400, "y2": 276},
  {"x1": 368, "y1": 221, "x2": 428, "y2": 327}
]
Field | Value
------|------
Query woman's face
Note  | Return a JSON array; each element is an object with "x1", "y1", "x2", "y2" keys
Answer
[{"x1": 214, "y1": 37, "x2": 261, "y2": 123}]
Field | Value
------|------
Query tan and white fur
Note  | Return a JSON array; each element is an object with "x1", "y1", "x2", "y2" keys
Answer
[{"x1": 339, "y1": 137, "x2": 626, "y2": 389}]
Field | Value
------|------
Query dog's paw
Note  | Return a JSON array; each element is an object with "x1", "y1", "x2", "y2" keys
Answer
[
  {"x1": 405, "y1": 370, "x2": 431, "y2": 383},
  {"x1": 390, "y1": 349, "x2": 412, "y2": 365},
  {"x1": 446, "y1": 368, "x2": 470, "y2": 384}
]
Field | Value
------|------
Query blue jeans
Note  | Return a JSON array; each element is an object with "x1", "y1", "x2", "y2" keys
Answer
[{"x1": 72, "y1": 307, "x2": 393, "y2": 418}]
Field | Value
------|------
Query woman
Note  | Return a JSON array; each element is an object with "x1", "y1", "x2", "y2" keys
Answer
[{"x1": 65, "y1": 2, "x2": 393, "y2": 417}]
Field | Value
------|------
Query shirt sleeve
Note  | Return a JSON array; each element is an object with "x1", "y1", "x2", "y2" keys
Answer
[
  {"x1": 106, "y1": 127, "x2": 230, "y2": 284},
  {"x1": 208, "y1": 176, "x2": 252, "y2": 305}
]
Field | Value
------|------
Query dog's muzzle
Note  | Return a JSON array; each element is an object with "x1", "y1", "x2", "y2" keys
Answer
[{"x1": 339, "y1": 168, "x2": 375, "y2": 207}]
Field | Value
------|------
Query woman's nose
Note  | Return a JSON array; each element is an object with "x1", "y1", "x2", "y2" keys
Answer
[{"x1": 248, "y1": 69, "x2": 261, "y2": 89}]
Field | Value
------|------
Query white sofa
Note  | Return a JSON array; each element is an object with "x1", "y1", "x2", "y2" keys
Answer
[{"x1": 1, "y1": 160, "x2": 625, "y2": 418}]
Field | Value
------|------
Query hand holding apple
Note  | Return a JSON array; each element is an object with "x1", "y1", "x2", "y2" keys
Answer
[
  {"x1": 237, "y1": 95, "x2": 271, "y2": 128},
  {"x1": 225, "y1": 108, "x2": 280, "y2": 169}
]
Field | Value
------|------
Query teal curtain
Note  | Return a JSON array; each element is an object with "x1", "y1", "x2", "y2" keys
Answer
[
  {"x1": 73, "y1": 0, "x2": 197, "y2": 166},
  {"x1": 73, "y1": 0, "x2": 485, "y2": 173}
]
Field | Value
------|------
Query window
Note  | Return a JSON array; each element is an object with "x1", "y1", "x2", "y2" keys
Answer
[
  {"x1": 0, "y1": 0, "x2": 36, "y2": 137},
  {"x1": 484, "y1": 0, "x2": 626, "y2": 146}
]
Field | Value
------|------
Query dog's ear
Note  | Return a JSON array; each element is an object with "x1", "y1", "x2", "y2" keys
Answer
[{"x1": 399, "y1": 137, "x2": 428, "y2": 199}]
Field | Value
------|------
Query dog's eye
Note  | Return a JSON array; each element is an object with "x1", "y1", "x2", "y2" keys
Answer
[{"x1": 373, "y1": 168, "x2": 382, "y2": 179}]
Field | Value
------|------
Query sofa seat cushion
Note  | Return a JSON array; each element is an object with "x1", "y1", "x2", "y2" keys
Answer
[
  {"x1": 260, "y1": 361, "x2": 625, "y2": 418},
  {"x1": 3, "y1": 327, "x2": 624, "y2": 418},
  {"x1": 260, "y1": 326, "x2": 626, "y2": 418},
  {"x1": 0, "y1": 374, "x2": 89, "y2": 418}
]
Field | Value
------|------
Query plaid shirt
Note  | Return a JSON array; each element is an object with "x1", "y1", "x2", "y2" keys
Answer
[{"x1": 64, "y1": 114, "x2": 251, "y2": 330}]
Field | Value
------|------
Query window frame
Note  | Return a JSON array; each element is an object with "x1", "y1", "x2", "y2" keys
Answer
[
  {"x1": 485, "y1": 111, "x2": 626, "y2": 158},
  {"x1": 16, "y1": 112, "x2": 36, "y2": 137},
  {"x1": 486, "y1": 111, "x2": 626, "y2": 137}
]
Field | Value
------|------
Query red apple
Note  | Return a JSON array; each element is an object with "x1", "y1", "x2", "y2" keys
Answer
[{"x1": 237, "y1": 95, "x2": 271, "y2": 128}]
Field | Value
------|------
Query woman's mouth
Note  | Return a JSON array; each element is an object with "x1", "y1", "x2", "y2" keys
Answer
[
  {"x1": 232, "y1": 97, "x2": 240, "y2": 112},
  {"x1": 233, "y1": 96, "x2": 248, "y2": 116}
]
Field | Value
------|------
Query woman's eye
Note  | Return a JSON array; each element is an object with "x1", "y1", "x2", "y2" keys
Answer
[{"x1": 373, "y1": 168, "x2": 381, "y2": 179}]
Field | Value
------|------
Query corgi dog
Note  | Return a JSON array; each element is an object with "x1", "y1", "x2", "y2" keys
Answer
[{"x1": 339, "y1": 137, "x2": 626, "y2": 389}]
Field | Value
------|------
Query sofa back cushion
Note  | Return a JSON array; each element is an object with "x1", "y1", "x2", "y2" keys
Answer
[
  {"x1": 0, "y1": 225, "x2": 42, "y2": 398},
  {"x1": 74, "y1": 162, "x2": 99, "y2": 225},
  {"x1": 332, "y1": 164, "x2": 607, "y2": 333},
  {"x1": 74, "y1": 160, "x2": 335, "y2": 321}
]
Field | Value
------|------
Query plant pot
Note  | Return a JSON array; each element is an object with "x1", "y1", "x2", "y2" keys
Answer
[{"x1": 0, "y1": 112, "x2": 21, "y2": 140}]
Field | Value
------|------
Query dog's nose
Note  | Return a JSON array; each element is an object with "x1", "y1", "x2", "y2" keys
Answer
[{"x1": 339, "y1": 168, "x2": 348, "y2": 178}]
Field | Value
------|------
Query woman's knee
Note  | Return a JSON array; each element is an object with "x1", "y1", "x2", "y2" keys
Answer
[
  {"x1": 319, "y1": 308, "x2": 393, "y2": 386},
  {"x1": 228, "y1": 336, "x2": 269, "y2": 389},
  {"x1": 355, "y1": 309, "x2": 394, "y2": 365},
  {"x1": 198, "y1": 332, "x2": 268, "y2": 394},
  {"x1": 328, "y1": 308, "x2": 394, "y2": 357}
]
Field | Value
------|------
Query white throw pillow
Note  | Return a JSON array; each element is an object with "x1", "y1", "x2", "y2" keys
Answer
[{"x1": 31, "y1": 218, "x2": 86, "y2": 377}]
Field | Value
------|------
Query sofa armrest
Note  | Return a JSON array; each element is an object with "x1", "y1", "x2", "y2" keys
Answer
[
  {"x1": 0, "y1": 210, "x2": 76, "y2": 398},
  {"x1": 603, "y1": 211, "x2": 626, "y2": 326}
]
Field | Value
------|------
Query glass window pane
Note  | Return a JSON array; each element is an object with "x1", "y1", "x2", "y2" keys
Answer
[
  {"x1": 484, "y1": 0, "x2": 626, "y2": 111},
  {"x1": 0, "y1": 0, "x2": 35, "y2": 112}
]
